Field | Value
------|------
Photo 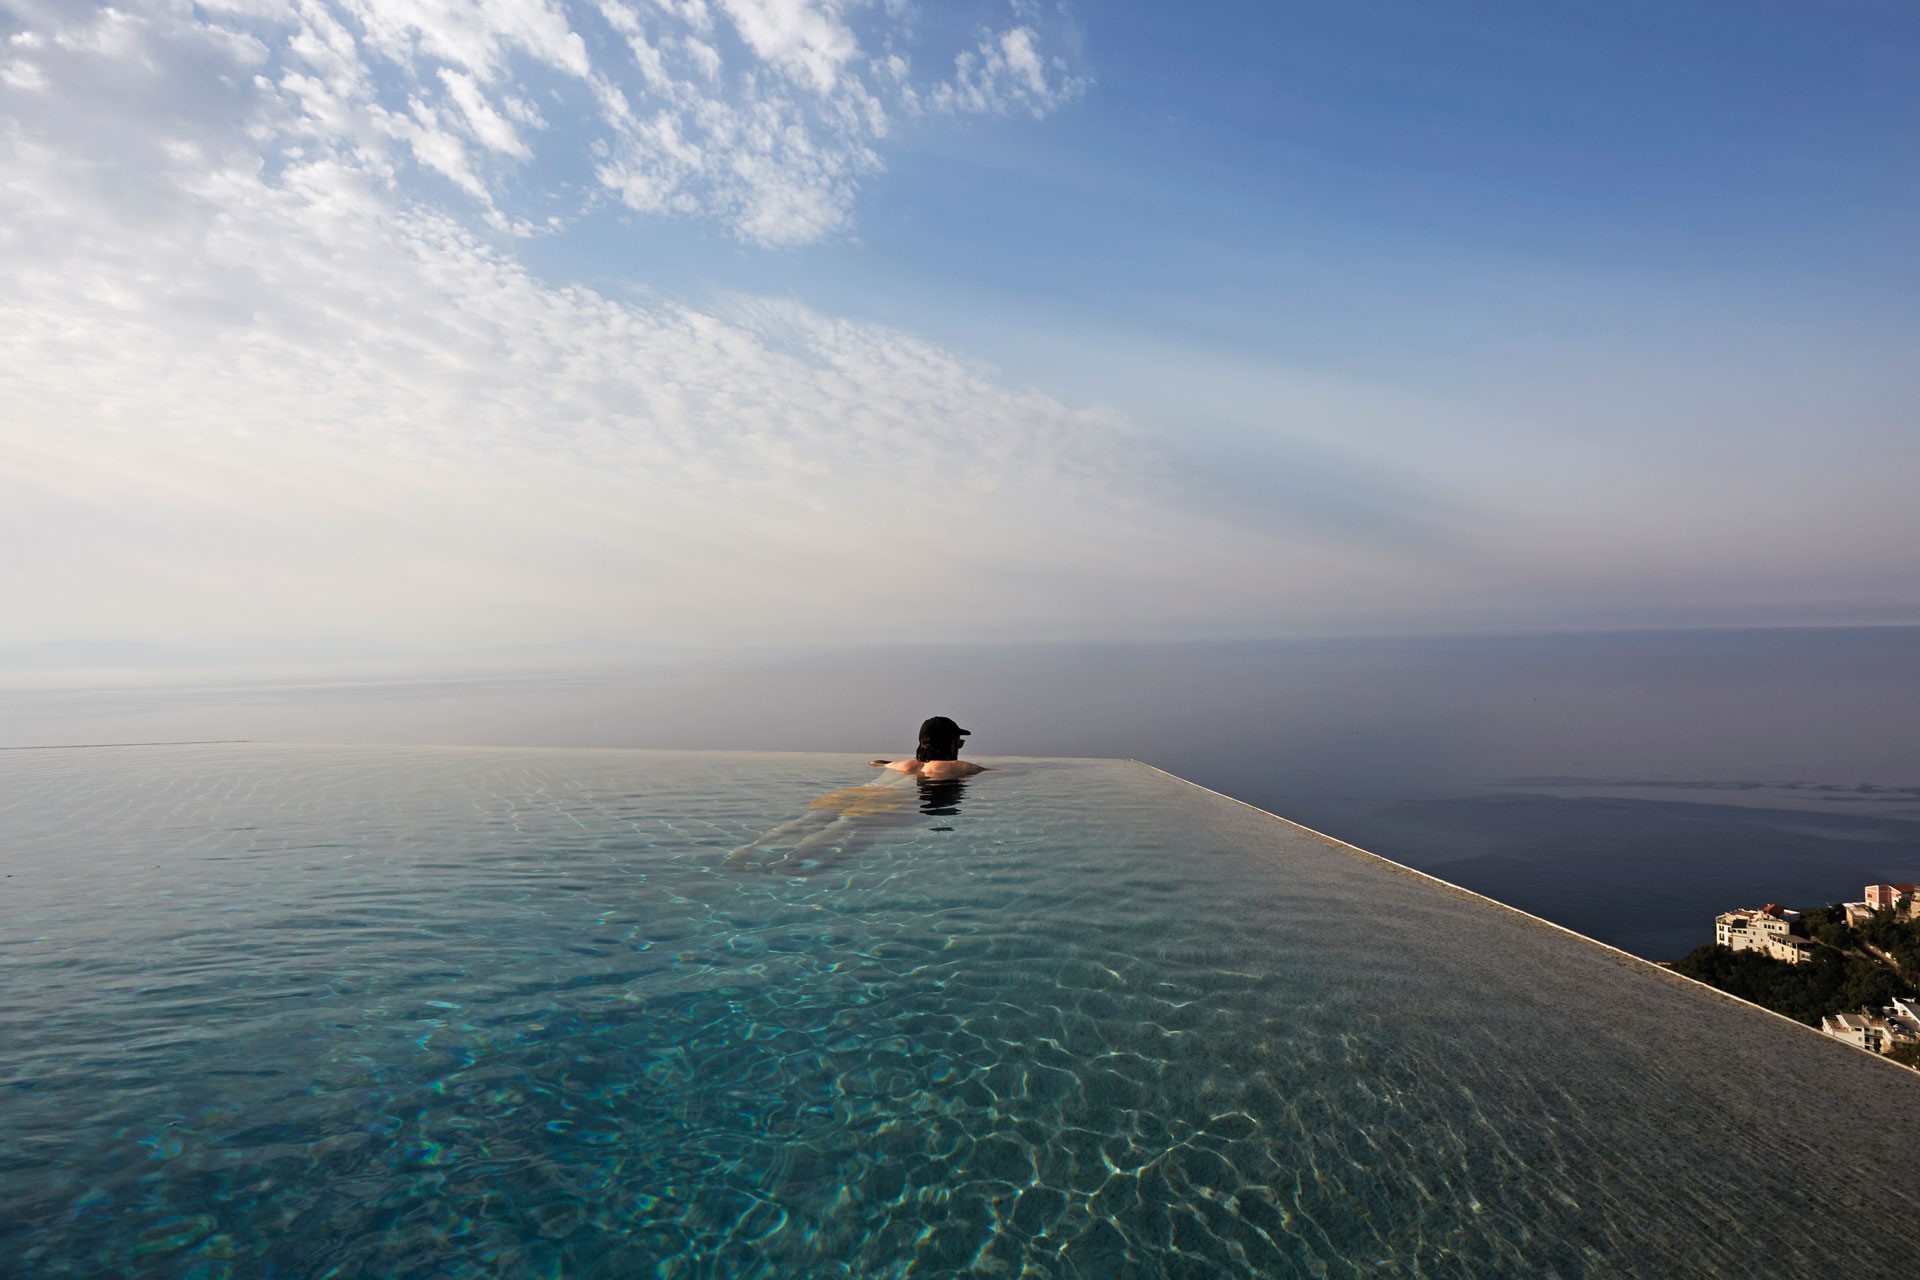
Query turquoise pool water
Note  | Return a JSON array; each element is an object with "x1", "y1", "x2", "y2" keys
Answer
[{"x1": 2, "y1": 744, "x2": 1915, "y2": 1278}]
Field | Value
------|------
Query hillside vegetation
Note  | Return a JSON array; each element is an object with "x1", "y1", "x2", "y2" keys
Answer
[
  {"x1": 1670, "y1": 945, "x2": 1907, "y2": 1026},
  {"x1": 1670, "y1": 904, "x2": 1919, "y2": 1028},
  {"x1": 1802, "y1": 903, "x2": 1920, "y2": 974}
]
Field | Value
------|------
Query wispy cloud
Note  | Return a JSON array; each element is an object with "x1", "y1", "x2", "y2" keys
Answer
[
  {"x1": 20, "y1": 0, "x2": 1086, "y2": 247},
  {"x1": 587, "y1": 0, "x2": 1087, "y2": 244},
  {"x1": 0, "y1": 0, "x2": 1543, "y2": 681},
  {"x1": 0, "y1": 2, "x2": 1151, "y2": 665}
]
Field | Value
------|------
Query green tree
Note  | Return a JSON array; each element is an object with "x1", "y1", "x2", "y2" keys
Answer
[
  {"x1": 1670, "y1": 944, "x2": 1914, "y2": 1026},
  {"x1": 1855, "y1": 907, "x2": 1920, "y2": 974},
  {"x1": 1800, "y1": 903, "x2": 1853, "y2": 950}
]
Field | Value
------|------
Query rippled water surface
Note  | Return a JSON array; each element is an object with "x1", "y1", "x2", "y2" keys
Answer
[{"x1": 2, "y1": 744, "x2": 1916, "y2": 1278}]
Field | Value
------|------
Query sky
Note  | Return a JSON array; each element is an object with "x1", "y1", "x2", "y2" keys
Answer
[{"x1": 3, "y1": 0, "x2": 1917, "y2": 690}]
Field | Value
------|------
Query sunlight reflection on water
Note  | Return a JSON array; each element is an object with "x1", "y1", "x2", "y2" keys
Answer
[{"x1": 2, "y1": 744, "x2": 1916, "y2": 1277}]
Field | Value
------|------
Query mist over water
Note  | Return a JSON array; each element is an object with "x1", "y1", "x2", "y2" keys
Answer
[{"x1": 8, "y1": 627, "x2": 1917, "y2": 959}]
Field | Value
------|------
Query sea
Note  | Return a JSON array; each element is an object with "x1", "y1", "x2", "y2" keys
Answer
[{"x1": 6, "y1": 625, "x2": 1917, "y2": 962}]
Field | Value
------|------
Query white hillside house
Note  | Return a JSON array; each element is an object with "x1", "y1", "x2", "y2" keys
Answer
[
  {"x1": 1822, "y1": 997, "x2": 1920, "y2": 1057},
  {"x1": 1714, "y1": 904, "x2": 1814, "y2": 964}
]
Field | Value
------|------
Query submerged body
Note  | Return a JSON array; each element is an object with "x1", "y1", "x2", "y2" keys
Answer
[{"x1": 731, "y1": 715, "x2": 985, "y2": 870}]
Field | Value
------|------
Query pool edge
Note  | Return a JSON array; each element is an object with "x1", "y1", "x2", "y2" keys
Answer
[{"x1": 1127, "y1": 759, "x2": 1920, "y2": 1085}]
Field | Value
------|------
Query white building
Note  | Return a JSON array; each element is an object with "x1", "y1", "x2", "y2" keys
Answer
[
  {"x1": 1821, "y1": 999, "x2": 1920, "y2": 1057},
  {"x1": 1714, "y1": 904, "x2": 1812, "y2": 964}
]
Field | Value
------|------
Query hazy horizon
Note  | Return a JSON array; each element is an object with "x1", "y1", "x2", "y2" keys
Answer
[
  {"x1": 7, "y1": 624, "x2": 1918, "y2": 961},
  {"x1": 9, "y1": 623, "x2": 1915, "y2": 785}
]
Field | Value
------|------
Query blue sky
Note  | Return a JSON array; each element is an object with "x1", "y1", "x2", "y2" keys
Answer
[
  {"x1": 536, "y1": 1, "x2": 1920, "y2": 359},
  {"x1": 1, "y1": 0, "x2": 1916, "y2": 686}
]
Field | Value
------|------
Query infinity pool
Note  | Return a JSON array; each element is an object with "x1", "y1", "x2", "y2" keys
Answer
[{"x1": 2, "y1": 744, "x2": 1915, "y2": 1277}]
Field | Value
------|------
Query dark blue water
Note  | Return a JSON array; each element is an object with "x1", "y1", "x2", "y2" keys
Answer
[{"x1": 2, "y1": 744, "x2": 1917, "y2": 1277}]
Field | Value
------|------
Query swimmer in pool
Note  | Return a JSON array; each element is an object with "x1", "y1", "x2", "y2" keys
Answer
[
  {"x1": 869, "y1": 716, "x2": 985, "y2": 780},
  {"x1": 726, "y1": 717, "x2": 984, "y2": 870}
]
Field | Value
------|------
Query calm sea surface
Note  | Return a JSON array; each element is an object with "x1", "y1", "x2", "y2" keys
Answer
[
  {"x1": 5, "y1": 627, "x2": 1917, "y2": 959},
  {"x1": 3, "y1": 744, "x2": 1915, "y2": 1277}
]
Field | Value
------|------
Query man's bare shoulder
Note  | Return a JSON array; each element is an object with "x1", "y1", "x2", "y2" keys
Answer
[
  {"x1": 868, "y1": 759, "x2": 984, "y2": 778},
  {"x1": 917, "y1": 760, "x2": 984, "y2": 780}
]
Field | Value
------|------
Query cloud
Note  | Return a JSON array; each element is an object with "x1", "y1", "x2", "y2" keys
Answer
[
  {"x1": 1, "y1": 56, "x2": 43, "y2": 90},
  {"x1": 0, "y1": 0, "x2": 1515, "y2": 684},
  {"x1": 713, "y1": 0, "x2": 857, "y2": 93},
  {"x1": 11, "y1": 0, "x2": 1087, "y2": 249},
  {"x1": 923, "y1": 23, "x2": 1084, "y2": 118},
  {"x1": 580, "y1": 0, "x2": 1087, "y2": 244},
  {"x1": 0, "y1": 1, "x2": 1140, "y2": 664},
  {"x1": 438, "y1": 67, "x2": 532, "y2": 157}
]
